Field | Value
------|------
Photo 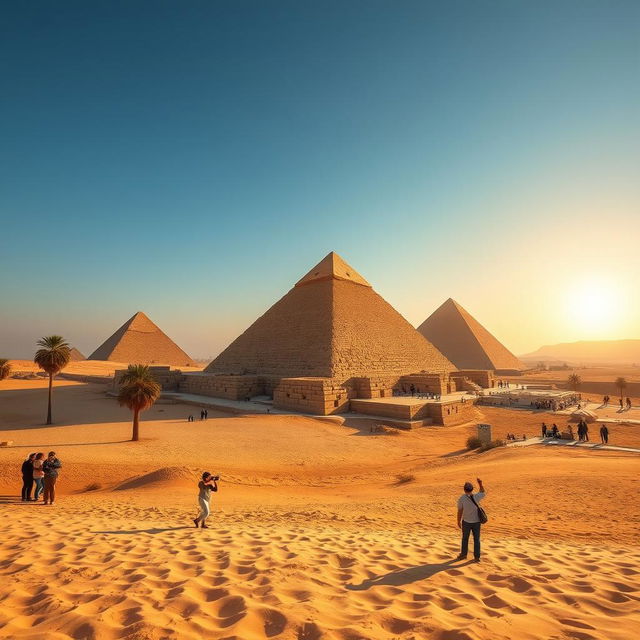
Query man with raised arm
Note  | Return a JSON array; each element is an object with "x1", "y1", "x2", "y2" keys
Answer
[{"x1": 456, "y1": 477, "x2": 486, "y2": 563}]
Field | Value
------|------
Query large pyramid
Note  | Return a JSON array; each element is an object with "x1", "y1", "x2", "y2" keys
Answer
[
  {"x1": 417, "y1": 298, "x2": 525, "y2": 372},
  {"x1": 206, "y1": 252, "x2": 455, "y2": 378},
  {"x1": 89, "y1": 312, "x2": 195, "y2": 367}
]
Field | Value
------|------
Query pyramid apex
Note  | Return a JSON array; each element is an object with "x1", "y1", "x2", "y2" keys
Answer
[{"x1": 295, "y1": 252, "x2": 371, "y2": 288}]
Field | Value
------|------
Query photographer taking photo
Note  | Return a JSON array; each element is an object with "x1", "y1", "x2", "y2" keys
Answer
[{"x1": 193, "y1": 472, "x2": 218, "y2": 529}]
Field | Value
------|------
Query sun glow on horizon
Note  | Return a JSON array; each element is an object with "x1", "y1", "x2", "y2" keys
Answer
[{"x1": 565, "y1": 279, "x2": 624, "y2": 337}]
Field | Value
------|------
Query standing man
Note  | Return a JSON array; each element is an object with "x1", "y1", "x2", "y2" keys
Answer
[
  {"x1": 600, "y1": 424, "x2": 609, "y2": 444},
  {"x1": 21, "y1": 453, "x2": 36, "y2": 501},
  {"x1": 42, "y1": 451, "x2": 62, "y2": 505},
  {"x1": 456, "y1": 477, "x2": 486, "y2": 563}
]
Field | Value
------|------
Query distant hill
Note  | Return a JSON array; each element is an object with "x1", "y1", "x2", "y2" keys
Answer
[{"x1": 521, "y1": 339, "x2": 640, "y2": 365}]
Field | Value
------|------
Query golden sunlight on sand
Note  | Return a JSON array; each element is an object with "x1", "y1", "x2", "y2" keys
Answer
[{"x1": 1, "y1": 376, "x2": 639, "y2": 640}]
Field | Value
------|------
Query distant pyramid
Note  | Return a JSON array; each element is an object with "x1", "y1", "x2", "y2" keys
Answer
[
  {"x1": 68, "y1": 347, "x2": 85, "y2": 361},
  {"x1": 89, "y1": 312, "x2": 195, "y2": 367},
  {"x1": 206, "y1": 252, "x2": 455, "y2": 378},
  {"x1": 417, "y1": 298, "x2": 524, "y2": 372}
]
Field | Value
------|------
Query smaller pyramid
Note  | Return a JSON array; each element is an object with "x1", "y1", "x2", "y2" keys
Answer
[
  {"x1": 68, "y1": 347, "x2": 85, "y2": 361},
  {"x1": 89, "y1": 312, "x2": 195, "y2": 367},
  {"x1": 417, "y1": 299, "x2": 525, "y2": 372}
]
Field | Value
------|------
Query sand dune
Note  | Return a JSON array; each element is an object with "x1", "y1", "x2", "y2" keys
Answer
[
  {"x1": 1, "y1": 377, "x2": 639, "y2": 639},
  {"x1": 1, "y1": 493, "x2": 638, "y2": 640}
]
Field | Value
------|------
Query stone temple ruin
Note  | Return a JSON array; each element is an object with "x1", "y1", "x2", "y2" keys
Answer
[{"x1": 157, "y1": 252, "x2": 496, "y2": 426}]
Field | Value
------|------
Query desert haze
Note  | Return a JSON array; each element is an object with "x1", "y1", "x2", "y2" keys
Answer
[{"x1": 522, "y1": 340, "x2": 640, "y2": 365}]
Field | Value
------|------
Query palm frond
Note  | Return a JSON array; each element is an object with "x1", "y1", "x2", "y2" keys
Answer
[
  {"x1": 34, "y1": 335, "x2": 71, "y2": 374},
  {"x1": 0, "y1": 358, "x2": 12, "y2": 381},
  {"x1": 117, "y1": 375, "x2": 161, "y2": 413}
]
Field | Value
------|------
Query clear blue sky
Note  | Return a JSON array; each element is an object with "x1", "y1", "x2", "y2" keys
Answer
[{"x1": 1, "y1": 0, "x2": 638, "y2": 359}]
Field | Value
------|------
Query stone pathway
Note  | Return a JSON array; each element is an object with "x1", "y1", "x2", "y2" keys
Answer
[
  {"x1": 506, "y1": 437, "x2": 640, "y2": 454},
  {"x1": 161, "y1": 392, "x2": 291, "y2": 415}
]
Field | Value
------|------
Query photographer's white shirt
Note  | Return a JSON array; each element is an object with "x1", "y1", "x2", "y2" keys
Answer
[{"x1": 457, "y1": 491, "x2": 485, "y2": 523}]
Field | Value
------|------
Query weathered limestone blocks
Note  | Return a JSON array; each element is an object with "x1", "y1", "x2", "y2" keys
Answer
[
  {"x1": 180, "y1": 373, "x2": 262, "y2": 400},
  {"x1": 274, "y1": 378, "x2": 352, "y2": 414}
]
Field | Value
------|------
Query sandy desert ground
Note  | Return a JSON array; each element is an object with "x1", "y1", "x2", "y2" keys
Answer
[{"x1": 1, "y1": 376, "x2": 639, "y2": 640}]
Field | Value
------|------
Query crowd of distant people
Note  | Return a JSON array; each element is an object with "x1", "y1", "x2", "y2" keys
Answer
[
  {"x1": 187, "y1": 409, "x2": 209, "y2": 422},
  {"x1": 393, "y1": 384, "x2": 441, "y2": 400},
  {"x1": 20, "y1": 451, "x2": 62, "y2": 504},
  {"x1": 603, "y1": 395, "x2": 633, "y2": 410},
  {"x1": 540, "y1": 420, "x2": 612, "y2": 445}
]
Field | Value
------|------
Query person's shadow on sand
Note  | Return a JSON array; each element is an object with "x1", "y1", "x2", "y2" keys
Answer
[
  {"x1": 92, "y1": 527, "x2": 191, "y2": 535},
  {"x1": 346, "y1": 558, "x2": 473, "y2": 590},
  {"x1": 0, "y1": 495, "x2": 32, "y2": 505}
]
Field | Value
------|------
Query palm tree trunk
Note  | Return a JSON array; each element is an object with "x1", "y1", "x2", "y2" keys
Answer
[
  {"x1": 132, "y1": 408, "x2": 140, "y2": 441},
  {"x1": 47, "y1": 373, "x2": 53, "y2": 425}
]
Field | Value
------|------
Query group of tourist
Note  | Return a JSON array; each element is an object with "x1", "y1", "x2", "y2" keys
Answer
[
  {"x1": 541, "y1": 422, "x2": 562, "y2": 438},
  {"x1": 576, "y1": 419, "x2": 590, "y2": 442},
  {"x1": 602, "y1": 395, "x2": 633, "y2": 410},
  {"x1": 393, "y1": 386, "x2": 442, "y2": 400},
  {"x1": 20, "y1": 451, "x2": 62, "y2": 505},
  {"x1": 540, "y1": 420, "x2": 612, "y2": 444},
  {"x1": 505, "y1": 433, "x2": 526, "y2": 441},
  {"x1": 187, "y1": 408, "x2": 209, "y2": 422},
  {"x1": 532, "y1": 395, "x2": 580, "y2": 411}
]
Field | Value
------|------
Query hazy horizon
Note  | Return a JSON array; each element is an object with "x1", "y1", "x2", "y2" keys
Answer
[{"x1": 2, "y1": 1, "x2": 638, "y2": 360}]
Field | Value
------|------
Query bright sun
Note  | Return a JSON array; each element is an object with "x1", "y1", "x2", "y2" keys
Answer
[{"x1": 567, "y1": 281, "x2": 620, "y2": 333}]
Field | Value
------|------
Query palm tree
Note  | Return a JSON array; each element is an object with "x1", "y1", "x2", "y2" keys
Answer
[
  {"x1": 34, "y1": 336, "x2": 71, "y2": 425},
  {"x1": 117, "y1": 364, "x2": 161, "y2": 441},
  {"x1": 615, "y1": 377, "x2": 627, "y2": 404},
  {"x1": 0, "y1": 358, "x2": 11, "y2": 381},
  {"x1": 567, "y1": 373, "x2": 582, "y2": 392}
]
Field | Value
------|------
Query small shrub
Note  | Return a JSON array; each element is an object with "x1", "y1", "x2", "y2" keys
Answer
[
  {"x1": 84, "y1": 482, "x2": 102, "y2": 492},
  {"x1": 466, "y1": 436, "x2": 482, "y2": 450},
  {"x1": 478, "y1": 439, "x2": 506, "y2": 453},
  {"x1": 395, "y1": 473, "x2": 416, "y2": 484},
  {"x1": 371, "y1": 424, "x2": 401, "y2": 435}
]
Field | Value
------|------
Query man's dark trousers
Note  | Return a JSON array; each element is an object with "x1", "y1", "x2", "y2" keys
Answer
[{"x1": 461, "y1": 521, "x2": 481, "y2": 560}]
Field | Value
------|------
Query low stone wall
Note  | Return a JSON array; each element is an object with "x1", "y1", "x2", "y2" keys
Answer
[
  {"x1": 180, "y1": 373, "x2": 263, "y2": 400},
  {"x1": 428, "y1": 401, "x2": 476, "y2": 426},
  {"x1": 399, "y1": 373, "x2": 451, "y2": 395},
  {"x1": 60, "y1": 373, "x2": 113, "y2": 385},
  {"x1": 350, "y1": 399, "x2": 431, "y2": 421},
  {"x1": 352, "y1": 376, "x2": 400, "y2": 399},
  {"x1": 454, "y1": 370, "x2": 495, "y2": 388},
  {"x1": 274, "y1": 378, "x2": 351, "y2": 414},
  {"x1": 113, "y1": 367, "x2": 184, "y2": 392}
]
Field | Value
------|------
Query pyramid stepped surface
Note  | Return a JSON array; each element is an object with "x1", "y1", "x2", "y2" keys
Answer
[
  {"x1": 206, "y1": 252, "x2": 455, "y2": 378},
  {"x1": 68, "y1": 347, "x2": 85, "y2": 361},
  {"x1": 89, "y1": 312, "x2": 195, "y2": 367},
  {"x1": 417, "y1": 298, "x2": 525, "y2": 371}
]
